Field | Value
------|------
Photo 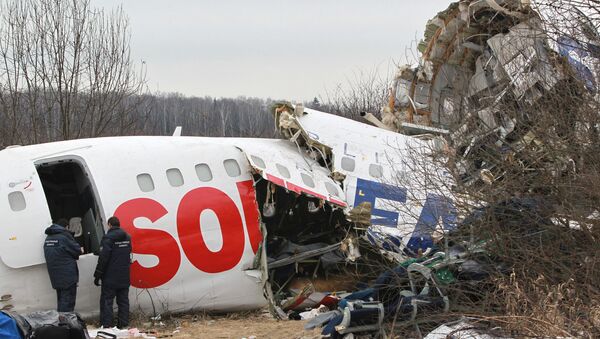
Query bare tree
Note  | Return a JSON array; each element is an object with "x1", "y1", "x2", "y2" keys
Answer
[
  {"x1": 0, "y1": 0, "x2": 148, "y2": 147},
  {"x1": 319, "y1": 66, "x2": 391, "y2": 121}
]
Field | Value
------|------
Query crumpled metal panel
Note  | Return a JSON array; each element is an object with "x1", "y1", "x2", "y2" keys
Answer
[{"x1": 239, "y1": 139, "x2": 347, "y2": 208}]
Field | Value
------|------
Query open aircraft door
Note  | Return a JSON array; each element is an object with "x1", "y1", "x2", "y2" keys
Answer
[{"x1": 0, "y1": 148, "x2": 52, "y2": 268}]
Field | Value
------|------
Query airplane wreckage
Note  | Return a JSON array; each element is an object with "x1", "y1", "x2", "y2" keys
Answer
[
  {"x1": 1, "y1": 0, "x2": 598, "y2": 338},
  {"x1": 377, "y1": 0, "x2": 599, "y2": 187}
]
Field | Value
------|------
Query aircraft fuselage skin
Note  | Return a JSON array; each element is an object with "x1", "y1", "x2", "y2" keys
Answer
[{"x1": 0, "y1": 137, "x2": 268, "y2": 317}]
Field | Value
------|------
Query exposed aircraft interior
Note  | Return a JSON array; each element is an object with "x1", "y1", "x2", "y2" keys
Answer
[
  {"x1": 36, "y1": 160, "x2": 104, "y2": 254},
  {"x1": 252, "y1": 174, "x2": 375, "y2": 310}
]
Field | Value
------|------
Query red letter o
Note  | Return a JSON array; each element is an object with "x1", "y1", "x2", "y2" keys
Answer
[{"x1": 177, "y1": 187, "x2": 245, "y2": 273}]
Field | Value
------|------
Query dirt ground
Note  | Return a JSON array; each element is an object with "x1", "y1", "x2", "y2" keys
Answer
[{"x1": 120, "y1": 310, "x2": 323, "y2": 339}]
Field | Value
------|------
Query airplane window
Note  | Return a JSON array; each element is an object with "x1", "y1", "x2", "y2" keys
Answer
[
  {"x1": 341, "y1": 156, "x2": 356, "y2": 172},
  {"x1": 301, "y1": 173, "x2": 316, "y2": 188},
  {"x1": 195, "y1": 163, "x2": 213, "y2": 182},
  {"x1": 224, "y1": 159, "x2": 241, "y2": 177},
  {"x1": 325, "y1": 182, "x2": 341, "y2": 197},
  {"x1": 250, "y1": 155, "x2": 266, "y2": 169},
  {"x1": 369, "y1": 164, "x2": 383, "y2": 178},
  {"x1": 8, "y1": 191, "x2": 26, "y2": 211},
  {"x1": 166, "y1": 168, "x2": 184, "y2": 187},
  {"x1": 136, "y1": 173, "x2": 155, "y2": 192},
  {"x1": 276, "y1": 163, "x2": 291, "y2": 179}
]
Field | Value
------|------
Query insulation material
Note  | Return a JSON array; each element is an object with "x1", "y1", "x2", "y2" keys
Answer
[
  {"x1": 469, "y1": 53, "x2": 495, "y2": 96},
  {"x1": 395, "y1": 79, "x2": 412, "y2": 106},
  {"x1": 414, "y1": 82, "x2": 432, "y2": 110}
]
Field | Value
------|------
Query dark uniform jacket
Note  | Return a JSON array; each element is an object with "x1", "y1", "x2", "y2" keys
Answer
[
  {"x1": 94, "y1": 227, "x2": 131, "y2": 288},
  {"x1": 44, "y1": 224, "x2": 81, "y2": 290}
]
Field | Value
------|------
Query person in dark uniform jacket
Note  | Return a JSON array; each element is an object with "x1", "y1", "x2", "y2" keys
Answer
[
  {"x1": 43, "y1": 218, "x2": 82, "y2": 312},
  {"x1": 94, "y1": 216, "x2": 131, "y2": 328}
]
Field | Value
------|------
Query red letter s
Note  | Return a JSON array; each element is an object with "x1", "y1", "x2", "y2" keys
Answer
[{"x1": 115, "y1": 198, "x2": 181, "y2": 288}]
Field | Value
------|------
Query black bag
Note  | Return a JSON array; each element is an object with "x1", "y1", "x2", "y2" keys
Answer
[
  {"x1": 60, "y1": 312, "x2": 89, "y2": 339},
  {"x1": 31, "y1": 324, "x2": 71, "y2": 339},
  {"x1": 24, "y1": 310, "x2": 90, "y2": 339}
]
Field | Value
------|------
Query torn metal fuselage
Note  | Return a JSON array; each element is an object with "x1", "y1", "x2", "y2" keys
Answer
[
  {"x1": 237, "y1": 104, "x2": 459, "y2": 317},
  {"x1": 238, "y1": 139, "x2": 360, "y2": 317},
  {"x1": 381, "y1": 0, "x2": 600, "y2": 187},
  {"x1": 269, "y1": 104, "x2": 457, "y2": 263}
]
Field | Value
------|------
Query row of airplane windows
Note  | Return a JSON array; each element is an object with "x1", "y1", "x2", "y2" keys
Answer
[
  {"x1": 136, "y1": 158, "x2": 243, "y2": 193},
  {"x1": 135, "y1": 156, "x2": 320, "y2": 193},
  {"x1": 7, "y1": 155, "x2": 384, "y2": 212},
  {"x1": 134, "y1": 155, "x2": 384, "y2": 194},
  {"x1": 7, "y1": 158, "x2": 248, "y2": 213},
  {"x1": 252, "y1": 154, "x2": 383, "y2": 179},
  {"x1": 341, "y1": 156, "x2": 383, "y2": 179}
]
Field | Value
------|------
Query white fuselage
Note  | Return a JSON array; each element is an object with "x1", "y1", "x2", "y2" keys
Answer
[
  {"x1": 1, "y1": 137, "x2": 268, "y2": 317},
  {"x1": 0, "y1": 109, "x2": 455, "y2": 318}
]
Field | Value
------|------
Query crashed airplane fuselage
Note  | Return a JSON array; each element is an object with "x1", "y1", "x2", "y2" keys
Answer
[{"x1": 0, "y1": 108, "x2": 455, "y2": 317}]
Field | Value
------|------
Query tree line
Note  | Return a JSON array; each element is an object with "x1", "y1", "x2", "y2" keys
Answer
[
  {"x1": 0, "y1": 0, "x2": 388, "y2": 149},
  {"x1": 0, "y1": 0, "x2": 287, "y2": 148}
]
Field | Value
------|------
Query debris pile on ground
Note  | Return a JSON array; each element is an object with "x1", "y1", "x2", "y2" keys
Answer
[{"x1": 264, "y1": 100, "x2": 474, "y2": 336}]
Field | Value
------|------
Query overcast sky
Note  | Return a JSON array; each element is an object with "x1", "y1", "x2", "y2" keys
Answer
[{"x1": 93, "y1": 1, "x2": 450, "y2": 101}]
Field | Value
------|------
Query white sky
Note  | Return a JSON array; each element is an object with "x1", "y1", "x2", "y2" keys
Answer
[{"x1": 93, "y1": 0, "x2": 450, "y2": 101}]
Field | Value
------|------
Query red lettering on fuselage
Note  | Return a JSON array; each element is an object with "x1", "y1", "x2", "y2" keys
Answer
[
  {"x1": 237, "y1": 180, "x2": 262, "y2": 253},
  {"x1": 177, "y1": 187, "x2": 245, "y2": 273},
  {"x1": 114, "y1": 181, "x2": 263, "y2": 286},
  {"x1": 114, "y1": 198, "x2": 181, "y2": 288}
]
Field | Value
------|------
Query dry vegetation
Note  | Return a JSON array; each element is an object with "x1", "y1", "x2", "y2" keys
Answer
[
  {"x1": 118, "y1": 310, "x2": 321, "y2": 339},
  {"x1": 406, "y1": 2, "x2": 600, "y2": 336}
]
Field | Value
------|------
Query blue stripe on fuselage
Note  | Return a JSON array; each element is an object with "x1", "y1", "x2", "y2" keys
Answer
[
  {"x1": 353, "y1": 178, "x2": 406, "y2": 227},
  {"x1": 353, "y1": 178, "x2": 456, "y2": 254}
]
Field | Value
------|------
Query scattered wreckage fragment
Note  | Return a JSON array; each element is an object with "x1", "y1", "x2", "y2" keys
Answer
[
  {"x1": 295, "y1": 238, "x2": 494, "y2": 338},
  {"x1": 424, "y1": 319, "x2": 509, "y2": 339}
]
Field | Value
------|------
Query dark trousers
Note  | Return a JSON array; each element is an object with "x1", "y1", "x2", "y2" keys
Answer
[
  {"x1": 100, "y1": 286, "x2": 129, "y2": 328},
  {"x1": 56, "y1": 285, "x2": 77, "y2": 312}
]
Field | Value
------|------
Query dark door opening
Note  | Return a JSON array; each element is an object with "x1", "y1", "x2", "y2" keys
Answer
[{"x1": 36, "y1": 159, "x2": 104, "y2": 254}]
